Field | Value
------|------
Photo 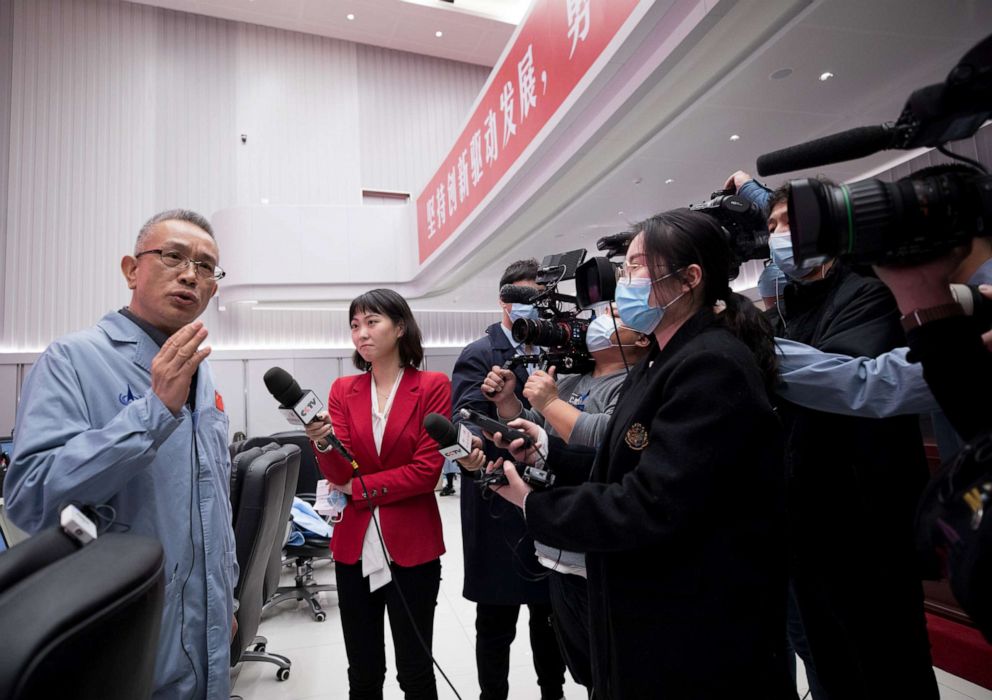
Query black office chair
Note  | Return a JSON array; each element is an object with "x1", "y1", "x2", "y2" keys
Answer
[
  {"x1": 229, "y1": 444, "x2": 298, "y2": 681},
  {"x1": 0, "y1": 527, "x2": 164, "y2": 699},
  {"x1": 240, "y1": 431, "x2": 335, "y2": 622}
]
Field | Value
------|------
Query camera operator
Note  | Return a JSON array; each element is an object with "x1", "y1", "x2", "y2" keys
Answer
[
  {"x1": 484, "y1": 311, "x2": 651, "y2": 445},
  {"x1": 774, "y1": 231, "x2": 992, "y2": 459},
  {"x1": 747, "y1": 178, "x2": 939, "y2": 699},
  {"x1": 486, "y1": 209, "x2": 793, "y2": 698},
  {"x1": 874, "y1": 247, "x2": 992, "y2": 442},
  {"x1": 482, "y1": 311, "x2": 652, "y2": 690},
  {"x1": 449, "y1": 260, "x2": 566, "y2": 700}
]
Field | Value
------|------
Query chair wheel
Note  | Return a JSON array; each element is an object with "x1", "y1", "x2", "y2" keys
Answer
[
  {"x1": 314, "y1": 611, "x2": 327, "y2": 622},
  {"x1": 252, "y1": 642, "x2": 266, "y2": 653},
  {"x1": 277, "y1": 668, "x2": 290, "y2": 681}
]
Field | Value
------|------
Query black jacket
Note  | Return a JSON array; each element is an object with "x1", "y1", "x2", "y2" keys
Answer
[
  {"x1": 908, "y1": 314, "x2": 992, "y2": 442},
  {"x1": 773, "y1": 265, "x2": 931, "y2": 551},
  {"x1": 525, "y1": 310, "x2": 794, "y2": 699},
  {"x1": 451, "y1": 322, "x2": 549, "y2": 605}
]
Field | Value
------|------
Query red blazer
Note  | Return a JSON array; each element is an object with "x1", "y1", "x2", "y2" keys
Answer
[{"x1": 315, "y1": 367, "x2": 450, "y2": 567}]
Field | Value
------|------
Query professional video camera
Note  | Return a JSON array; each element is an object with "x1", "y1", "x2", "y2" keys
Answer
[
  {"x1": 756, "y1": 33, "x2": 992, "y2": 265},
  {"x1": 689, "y1": 189, "x2": 770, "y2": 268},
  {"x1": 502, "y1": 249, "x2": 595, "y2": 375}
]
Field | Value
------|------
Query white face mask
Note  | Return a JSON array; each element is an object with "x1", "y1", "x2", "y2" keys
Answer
[{"x1": 585, "y1": 313, "x2": 639, "y2": 353}]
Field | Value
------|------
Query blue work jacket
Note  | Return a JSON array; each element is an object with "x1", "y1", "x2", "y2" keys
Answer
[{"x1": 5, "y1": 311, "x2": 237, "y2": 699}]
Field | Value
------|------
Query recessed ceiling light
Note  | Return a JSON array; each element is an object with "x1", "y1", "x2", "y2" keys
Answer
[
  {"x1": 770, "y1": 68, "x2": 793, "y2": 80},
  {"x1": 346, "y1": 13, "x2": 355, "y2": 20},
  {"x1": 729, "y1": 134, "x2": 740, "y2": 142},
  {"x1": 665, "y1": 178, "x2": 675, "y2": 184},
  {"x1": 819, "y1": 71, "x2": 835, "y2": 82},
  {"x1": 435, "y1": 30, "x2": 443, "y2": 38}
]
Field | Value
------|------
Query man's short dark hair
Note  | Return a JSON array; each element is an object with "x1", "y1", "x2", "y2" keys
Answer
[
  {"x1": 499, "y1": 259, "x2": 540, "y2": 289},
  {"x1": 768, "y1": 182, "x2": 791, "y2": 212},
  {"x1": 769, "y1": 176, "x2": 840, "y2": 212}
]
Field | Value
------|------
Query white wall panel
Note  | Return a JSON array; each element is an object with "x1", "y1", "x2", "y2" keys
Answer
[
  {"x1": 356, "y1": 44, "x2": 489, "y2": 196},
  {"x1": 292, "y1": 357, "x2": 341, "y2": 408},
  {"x1": 423, "y1": 350, "x2": 462, "y2": 380},
  {"x1": 0, "y1": 0, "x2": 488, "y2": 353},
  {"x1": 0, "y1": 365, "x2": 16, "y2": 437},
  {"x1": 0, "y1": 0, "x2": 12, "y2": 340}
]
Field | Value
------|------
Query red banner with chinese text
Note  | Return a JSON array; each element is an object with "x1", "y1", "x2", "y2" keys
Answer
[{"x1": 416, "y1": 0, "x2": 641, "y2": 263}]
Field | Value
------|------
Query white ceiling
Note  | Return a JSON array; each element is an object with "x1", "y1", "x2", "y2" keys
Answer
[
  {"x1": 424, "y1": 0, "x2": 992, "y2": 306},
  {"x1": 125, "y1": 0, "x2": 526, "y2": 66},
  {"x1": 126, "y1": 0, "x2": 992, "y2": 308}
]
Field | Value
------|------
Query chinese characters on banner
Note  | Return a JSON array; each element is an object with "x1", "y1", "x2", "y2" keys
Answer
[{"x1": 417, "y1": 0, "x2": 641, "y2": 263}]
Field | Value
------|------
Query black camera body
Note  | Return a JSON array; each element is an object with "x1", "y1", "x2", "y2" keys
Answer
[
  {"x1": 789, "y1": 167, "x2": 992, "y2": 266},
  {"x1": 574, "y1": 232, "x2": 633, "y2": 308},
  {"x1": 480, "y1": 462, "x2": 556, "y2": 490},
  {"x1": 504, "y1": 249, "x2": 596, "y2": 375},
  {"x1": 689, "y1": 189, "x2": 770, "y2": 267}
]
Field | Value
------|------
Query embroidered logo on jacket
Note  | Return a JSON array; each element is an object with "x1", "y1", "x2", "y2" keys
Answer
[
  {"x1": 625, "y1": 422, "x2": 649, "y2": 451},
  {"x1": 119, "y1": 385, "x2": 143, "y2": 406}
]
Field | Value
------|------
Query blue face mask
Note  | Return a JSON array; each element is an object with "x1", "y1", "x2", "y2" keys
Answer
[
  {"x1": 615, "y1": 271, "x2": 685, "y2": 335},
  {"x1": 509, "y1": 303, "x2": 539, "y2": 323},
  {"x1": 768, "y1": 233, "x2": 818, "y2": 280}
]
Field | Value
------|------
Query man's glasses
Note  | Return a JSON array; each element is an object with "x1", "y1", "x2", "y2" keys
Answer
[{"x1": 135, "y1": 249, "x2": 226, "y2": 281}]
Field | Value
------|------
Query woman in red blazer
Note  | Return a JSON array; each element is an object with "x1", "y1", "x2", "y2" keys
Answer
[{"x1": 304, "y1": 288, "x2": 450, "y2": 700}]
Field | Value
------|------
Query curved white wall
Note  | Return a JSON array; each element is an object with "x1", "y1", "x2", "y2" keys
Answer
[{"x1": 0, "y1": 0, "x2": 488, "y2": 352}]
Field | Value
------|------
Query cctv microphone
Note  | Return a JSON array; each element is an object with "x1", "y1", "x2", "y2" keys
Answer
[
  {"x1": 756, "y1": 123, "x2": 899, "y2": 176},
  {"x1": 423, "y1": 413, "x2": 474, "y2": 460},
  {"x1": 262, "y1": 366, "x2": 357, "y2": 466},
  {"x1": 499, "y1": 284, "x2": 539, "y2": 304}
]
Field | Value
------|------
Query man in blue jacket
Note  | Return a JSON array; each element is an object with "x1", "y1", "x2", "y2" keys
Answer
[
  {"x1": 451, "y1": 259, "x2": 566, "y2": 700},
  {"x1": 5, "y1": 209, "x2": 237, "y2": 700}
]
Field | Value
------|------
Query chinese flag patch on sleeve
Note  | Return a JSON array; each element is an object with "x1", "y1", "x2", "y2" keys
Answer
[{"x1": 215, "y1": 391, "x2": 225, "y2": 412}]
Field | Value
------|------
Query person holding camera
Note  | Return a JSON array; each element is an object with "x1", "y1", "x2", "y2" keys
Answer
[
  {"x1": 482, "y1": 311, "x2": 652, "y2": 690},
  {"x1": 486, "y1": 209, "x2": 792, "y2": 698},
  {"x1": 874, "y1": 246, "x2": 992, "y2": 444},
  {"x1": 754, "y1": 180, "x2": 939, "y2": 699},
  {"x1": 449, "y1": 260, "x2": 566, "y2": 700}
]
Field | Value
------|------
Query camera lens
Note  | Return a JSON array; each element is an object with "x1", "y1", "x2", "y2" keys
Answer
[
  {"x1": 789, "y1": 170, "x2": 989, "y2": 265},
  {"x1": 511, "y1": 318, "x2": 570, "y2": 347}
]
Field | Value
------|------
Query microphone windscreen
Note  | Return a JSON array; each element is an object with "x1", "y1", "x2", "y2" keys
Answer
[
  {"x1": 424, "y1": 413, "x2": 458, "y2": 445},
  {"x1": 263, "y1": 367, "x2": 303, "y2": 408},
  {"x1": 499, "y1": 284, "x2": 539, "y2": 305},
  {"x1": 756, "y1": 124, "x2": 896, "y2": 177}
]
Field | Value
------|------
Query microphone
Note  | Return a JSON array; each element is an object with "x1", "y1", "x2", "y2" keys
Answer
[
  {"x1": 756, "y1": 124, "x2": 899, "y2": 177},
  {"x1": 262, "y1": 366, "x2": 356, "y2": 465},
  {"x1": 423, "y1": 413, "x2": 474, "y2": 460},
  {"x1": 499, "y1": 284, "x2": 539, "y2": 305}
]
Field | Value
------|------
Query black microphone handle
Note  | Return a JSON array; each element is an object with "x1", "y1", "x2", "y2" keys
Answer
[
  {"x1": 319, "y1": 427, "x2": 357, "y2": 466},
  {"x1": 756, "y1": 124, "x2": 897, "y2": 177}
]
